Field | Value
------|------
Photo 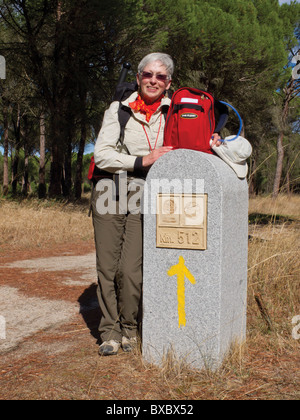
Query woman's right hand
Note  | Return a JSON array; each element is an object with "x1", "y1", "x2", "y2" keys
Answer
[{"x1": 142, "y1": 146, "x2": 173, "y2": 168}]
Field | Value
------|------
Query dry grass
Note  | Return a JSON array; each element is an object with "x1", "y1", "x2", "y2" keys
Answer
[
  {"x1": 154, "y1": 195, "x2": 300, "y2": 399},
  {"x1": 0, "y1": 194, "x2": 299, "y2": 400},
  {"x1": 248, "y1": 224, "x2": 299, "y2": 332},
  {"x1": 0, "y1": 197, "x2": 94, "y2": 251},
  {"x1": 248, "y1": 194, "x2": 300, "y2": 342},
  {"x1": 249, "y1": 194, "x2": 300, "y2": 220},
  {"x1": 153, "y1": 194, "x2": 300, "y2": 399},
  {"x1": 137, "y1": 194, "x2": 300, "y2": 399}
]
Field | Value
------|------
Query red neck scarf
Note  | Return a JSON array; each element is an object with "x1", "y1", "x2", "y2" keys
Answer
[{"x1": 129, "y1": 94, "x2": 164, "y2": 122}]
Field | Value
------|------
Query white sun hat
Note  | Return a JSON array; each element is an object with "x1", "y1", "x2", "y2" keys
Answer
[{"x1": 210, "y1": 135, "x2": 252, "y2": 179}]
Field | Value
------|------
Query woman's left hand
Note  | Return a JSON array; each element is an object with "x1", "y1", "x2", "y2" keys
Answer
[{"x1": 211, "y1": 133, "x2": 222, "y2": 147}]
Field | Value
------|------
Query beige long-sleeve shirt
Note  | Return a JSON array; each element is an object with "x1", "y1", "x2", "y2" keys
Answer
[{"x1": 94, "y1": 91, "x2": 171, "y2": 174}]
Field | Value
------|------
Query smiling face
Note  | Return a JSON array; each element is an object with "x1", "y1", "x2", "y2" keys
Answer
[{"x1": 136, "y1": 60, "x2": 172, "y2": 104}]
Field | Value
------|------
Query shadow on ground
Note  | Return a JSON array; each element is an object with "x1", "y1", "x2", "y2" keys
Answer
[
  {"x1": 78, "y1": 283, "x2": 102, "y2": 344},
  {"x1": 248, "y1": 212, "x2": 297, "y2": 225}
]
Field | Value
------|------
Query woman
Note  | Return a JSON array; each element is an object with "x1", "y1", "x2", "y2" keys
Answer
[{"x1": 92, "y1": 53, "x2": 174, "y2": 356}]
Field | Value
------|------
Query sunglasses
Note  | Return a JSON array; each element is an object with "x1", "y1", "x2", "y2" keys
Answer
[{"x1": 140, "y1": 71, "x2": 169, "y2": 82}]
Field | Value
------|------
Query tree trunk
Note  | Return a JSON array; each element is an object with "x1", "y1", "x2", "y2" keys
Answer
[
  {"x1": 49, "y1": 140, "x2": 63, "y2": 197},
  {"x1": 48, "y1": 1, "x2": 66, "y2": 198},
  {"x1": 22, "y1": 150, "x2": 29, "y2": 196},
  {"x1": 2, "y1": 100, "x2": 9, "y2": 196},
  {"x1": 272, "y1": 132, "x2": 284, "y2": 198},
  {"x1": 272, "y1": 78, "x2": 294, "y2": 199},
  {"x1": 74, "y1": 125, "x2": 86, "y2": 200},
  {"x1": 11, "y1": 146, "x2": 20, "y2": 195},
  {"x1": 11, "y1": 105, "x2": 21, "y2": 194},
  {"x1": 285, "y1": 136, "x2": 294, "y2": 195},
  {"x1": 62, "y1": 141, "x2": 72, "y2": 197},
  {"x1": 38, "y1": 112, "x2": 47, "y2": 198},
  {"x1": 75, "y1": 88, "x2": 87, "y2": 199},
  {"x1": 248, "y1": 155, "x2": 257, "y2": 196},
  {"x1": 21, "y1": 117, "x2": 30, "y2": 196},
  {"x1": 48, "y1": 100, "x2": 67, "y2": 198}
]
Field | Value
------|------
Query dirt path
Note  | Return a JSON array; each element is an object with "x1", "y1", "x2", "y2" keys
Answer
[
  {"x1": 0, "y1": 240, "x2": 299, "y2": 400},
  {"x1": 0, "y1": 247, "x2": 98, "y2": 350},
  {"x1": 0, "y1": 242, "x2": 170, "y2": 400}
]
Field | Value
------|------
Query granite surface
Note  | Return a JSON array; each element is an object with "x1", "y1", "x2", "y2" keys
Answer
[{"x1": 142, "y1": 149, "x2": 249, "y2": 371}]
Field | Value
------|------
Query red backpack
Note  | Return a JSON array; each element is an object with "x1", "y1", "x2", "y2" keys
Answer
[{"x1": 164, "y1": 87, "x2": 215, "y2": 154}]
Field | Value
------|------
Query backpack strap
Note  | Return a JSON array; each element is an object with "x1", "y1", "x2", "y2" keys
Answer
[
  {"x1": 89, "y1": 93, "x2": 170, "y2": 203},
  {"x1": 118, "y1": 100, "x2": 170, "y2": 147},
  {"x1": 161, "y1": 103, "x2": 170, "y2": 119},
  {"x1": 113, "y1": 81, "x2": 138, "y2": 101},
  {"x1": 118, "y1": 104, "x2": 132, "y2": 146}
]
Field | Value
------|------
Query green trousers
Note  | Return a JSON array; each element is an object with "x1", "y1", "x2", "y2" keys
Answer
[{"x1": 92, "y1": 183, "x2": 143, "y2": 343}]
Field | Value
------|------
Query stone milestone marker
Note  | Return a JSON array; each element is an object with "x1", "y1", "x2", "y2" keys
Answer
[{"x1": 142, "y1": 149, "x2": 249, "y2": 371}]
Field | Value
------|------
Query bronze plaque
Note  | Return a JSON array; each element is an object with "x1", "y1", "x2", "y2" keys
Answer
[{"x1": 156, "y1": 194, "x2": 207, "y2": 250}]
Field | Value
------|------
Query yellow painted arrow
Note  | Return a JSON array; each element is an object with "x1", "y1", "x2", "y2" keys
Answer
[{"x1": 167, "y1": 256, "x2": 196, "y2": 328}]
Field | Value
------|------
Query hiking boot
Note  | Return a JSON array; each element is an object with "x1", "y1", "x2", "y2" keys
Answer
[
  {"x1": 122, "y1": 336, "x2": 137, "y2": 353},
  {"x1": 99, "y1": 340, "x2": 121, "y2": 356}
]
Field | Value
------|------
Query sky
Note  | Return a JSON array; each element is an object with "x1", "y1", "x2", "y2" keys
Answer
[{"x1": 279, "y1": 0, "x2": 297, "y2": 4}]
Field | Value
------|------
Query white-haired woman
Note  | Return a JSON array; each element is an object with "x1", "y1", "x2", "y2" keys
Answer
[{"x1": 92, "y1": 53, "x2": 174, "y2": 356}]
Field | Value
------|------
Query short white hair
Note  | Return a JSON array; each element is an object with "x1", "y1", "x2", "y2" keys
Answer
[{"x1": 138, "y1": 53, "x2": 174, "y2": 79}]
